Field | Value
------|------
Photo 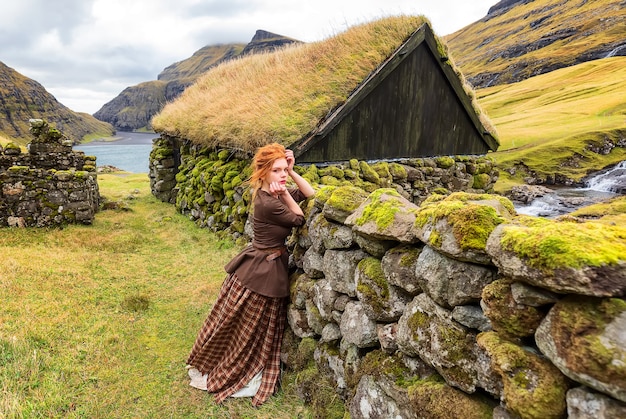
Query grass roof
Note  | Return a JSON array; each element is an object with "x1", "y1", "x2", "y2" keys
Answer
[{"x1": 152, "y1": 15, "x2": 490, "y2": 154}]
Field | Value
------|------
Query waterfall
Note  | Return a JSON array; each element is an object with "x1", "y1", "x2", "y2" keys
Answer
[
  {"x1": 585, "y1": 161, "x2": 626, "y2": 193},
  {"x1": 605, "y1": 44, "x2": 626, "y2": 58}
]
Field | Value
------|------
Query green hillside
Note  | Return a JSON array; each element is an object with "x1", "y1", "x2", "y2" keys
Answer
[
  {"x1": 477, "y1": 56, "x2": 626, "y2": 192},
  {"x1": 0, "y1": 62, "x2": 115, "y2": 146},
  {"x1": 446, "y1": 0, "x2": 626, "y2": 88}
]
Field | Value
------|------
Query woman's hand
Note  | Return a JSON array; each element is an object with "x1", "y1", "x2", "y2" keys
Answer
[
  {"x1": 268, "y1": 181, "x2": 287, "y2": 198},
  {"x1": 285, "y1": 149, "x2": 295, "y2": 172}
]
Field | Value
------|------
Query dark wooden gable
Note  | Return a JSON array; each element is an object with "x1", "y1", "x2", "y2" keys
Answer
[{"x1": 291, "y1": 24, "x2": 499, "y2": 164}]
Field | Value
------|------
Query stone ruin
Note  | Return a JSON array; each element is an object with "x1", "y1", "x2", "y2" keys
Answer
[{"x1": 0, "y1": 119, "x2": 99, "y2": 227}]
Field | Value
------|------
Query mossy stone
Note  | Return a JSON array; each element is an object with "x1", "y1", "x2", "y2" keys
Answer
[
  {"x1": 500, "y1": 215, "x2": 626, "y2": 270},
  {"x1": 472, "y1": 173, "x2": 492, "y2": 189},
  {"x1": 359, "y1": 161, "x2": 381, "y2": 184},
  {"x1": 435, "y1": 156, "x2": 455, "y2": 169},
  {"x1": 477, "y1": 331, "x2": 569, "y2": 419}
]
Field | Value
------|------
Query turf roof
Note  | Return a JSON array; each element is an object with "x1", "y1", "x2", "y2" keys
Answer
[{"x1": 152, "y1": 15, "x2": 494, "y2": 155}]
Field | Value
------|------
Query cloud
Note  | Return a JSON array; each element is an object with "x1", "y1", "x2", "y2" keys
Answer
[{"x1": 0, "y1": 0, "x2": 495, "y2": 114}]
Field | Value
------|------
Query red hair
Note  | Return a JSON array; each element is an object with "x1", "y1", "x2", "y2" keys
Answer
[{"x1": 249, "y1": 142, "x2": 287, "y2": 194}]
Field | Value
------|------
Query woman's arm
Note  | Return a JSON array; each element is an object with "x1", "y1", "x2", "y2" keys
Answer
[{"x1": 285, "y1": 150, "x2": 315, "y2": 198}]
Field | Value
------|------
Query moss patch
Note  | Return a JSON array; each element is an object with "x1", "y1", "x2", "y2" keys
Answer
[
  {"x1": 356, "y1": 257, "x2": 390, "y2": 316},
  {"x1": 477, "y1": 331, "x2": 569, "y2": 419},
  {"x1": 415, "y1": 192, "x2": 512, "y2": 251},
  {"x1": 481, "y1": 280, "x2": 545, "y2": 339},
  {"x1": 354, "y1": 188, "x2": 410, "y2": 229},
  {"x1": 499, "y1": 215, "x2": 626, "y2": 269},
  {"x1": 407, "y1": 375, "x2": 495, "y2": 419},
  {"x1": 549, "y1": 296, "x2": 626, "y2": 389},
  {"x1": 326, "y1": 185, "x2": 369, "y2": 213}
]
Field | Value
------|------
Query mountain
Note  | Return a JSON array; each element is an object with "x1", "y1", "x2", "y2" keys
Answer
[
  {"x1": 445, "y1": 0, "x2": 626, "y2": 88},
  {"x1": 443, "y1": 0, "x2": 626, "y2": 192},
  {"x1": 0, "y1": 61, "x2": 115, "y2": 145},
  {"x1": 93, "y1": 30, "x2": 300, "y2": 132}
]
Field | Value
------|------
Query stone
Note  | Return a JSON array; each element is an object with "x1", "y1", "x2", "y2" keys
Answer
[
  {"x1": 535, "y1": 296, "x2": 626, "y2": 402},
  {"x1": 320, "y1": 323, "x2": 342, "y2": 343},
  {"x1": 452, "y1": 305, "x2": 492, "y2": 332},
  {"x1": 381, "y1": 244, "x2": 423, "y2": 295},
  {"x1": 323, "y1": 249, "x2": 368, "y2": 297},
  {"x1": 486, "y1": 219, "x2": 626, "y2": 297},
  {"x1": 377, "y1": 323, "x2": 398, "y2": 354},
  {"x1": 302, "y1": 247, "x2": 325, "y2": 279},
  {"x1": 567, "y1": 386, "x2": 626, "y2": 418},
  {"x1": 309, "y1": 213, "x2": 354, "y2": 251},
  {"x1": 477, "y1": 331, "x2": 569, "y2": 419},
  {"x1": 345, "y1": 188, "x2": 420, "y2": 243},
  {"x1": 287, "y1": 306, "x2": 315, "y2": 338},
  {"x1": 349, "y1": 375, "x2": 416, "y2": 419},
  {"x1": 396, "y1": 293, "x2": 482, "y2": 393},
  {"x1": 413, "y1": 192, "x2": 515, "y2": 265},
  {"x1": 510, "y1": 282, "x2": 559, "y2": 306},
  {"x1": 354, "y1": 233, "x2": 395, "y2": 258},
  {"x1": 314, "y1": 344, "x2": 347, "y2": 395},
  {"x1": 339, "y1": 301, "x2": 379, "y2": 348},
  {"x1": 407, "y1": 376, "x2": 497, "y2": 419},
  {"x1": 355, "y1": 257, "x2": 412, "y2": 321},
  {"x1": 322, "y1": 185, "x2": 369, "y2": 223},
  {"x1": 416, "y1": 245, "x2": 497, "y2": 308},
  {"x1": 312, "y1": 279, "x2": 338, "y2": 321},
  {"x1": 481, "y1": 279, "x2": 546, "y2": 339}
]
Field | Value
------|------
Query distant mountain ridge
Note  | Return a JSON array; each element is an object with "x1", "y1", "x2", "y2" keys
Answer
[
  {"x1": 93, "y1": 30, "x2": 301, "y2": 131},
  {"x1": 0, "y1": 61, "x2": 114, "y2": 144},
  {"x1": 445, "y1": 0, "x2": 626, "y2": 88}
]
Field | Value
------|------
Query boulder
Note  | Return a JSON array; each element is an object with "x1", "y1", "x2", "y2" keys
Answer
[
  {"x1": 477, "y1": 331, "x2": 570, "y2": 419},
  {"x1": 414, "y1": 192, "x2": 515, "y2": 264},
  {"x1": 535, "y1": 296, "x2": 626, "y2": 402},
  {"x1": 415, "y1": 245, "x2": 497, "y2": 308},
  {"x1": 486, "y1": 217, "x2": 626, "y2": 297},
  {"x1": 345, "y1": 188, "x2": 420, "y2": 243}
]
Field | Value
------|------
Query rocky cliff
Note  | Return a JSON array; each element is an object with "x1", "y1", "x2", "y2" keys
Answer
[
  {"x1": 446, "y1": 0, "x2": 626, "y2": 88},
  {"x1": 93, "y1": 30, "x2": 300, "y2": 131},
  {"x1": 0, "y1": 62, "x2": 115, "y2": 145}
]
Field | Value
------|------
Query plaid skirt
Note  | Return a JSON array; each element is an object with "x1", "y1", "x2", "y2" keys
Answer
[{"x1": 186, "y1": 273, "x2": 288, "y2": 406}]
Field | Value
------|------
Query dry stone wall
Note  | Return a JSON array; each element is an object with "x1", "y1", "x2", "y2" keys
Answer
[
  {"x1": 0, "y1": 119, "x2": 99, "y2": 227},
  {"x1": 149, "y1": 139, "x2": 626, "y2": 418},
  {"x1": 148, "y1": 137, "x2": 500, "y2": 235},
  {"x1": 282, "y1": 187, "x2": 626, "y2": 419}
]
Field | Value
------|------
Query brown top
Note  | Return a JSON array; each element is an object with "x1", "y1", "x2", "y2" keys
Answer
[{"x1": 224, "y1": 188, "x2": 306, "y2": 297}]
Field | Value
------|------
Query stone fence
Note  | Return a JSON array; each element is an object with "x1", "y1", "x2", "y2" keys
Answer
[
  {"x1": 0, "y1": 120, "x2": 99, "y2": 227},
  {"x1": 281, "y1": 186, "x2": 625, "y2": 418},
  {"x1": 148, "y1": 136, "x2": 499, "y2": 235},
  {"x1": 148, "y1": 139, "x2": 625, "y2": 417}
]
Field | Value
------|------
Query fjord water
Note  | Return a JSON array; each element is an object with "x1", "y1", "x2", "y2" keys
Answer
[{"x1": 74, "y1": 132, "x2": 158, "y2": 173}]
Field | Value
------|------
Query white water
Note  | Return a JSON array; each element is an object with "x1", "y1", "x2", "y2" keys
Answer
[
  {"x1": 515, "y1": 160, "x2": 626, "y2": 218},
  {"x1": 605, "y1": 44, "x2": 626, "y2": 58},
  {"x1": 584, "y1": 160, "x2": 626, "y2": 193}
]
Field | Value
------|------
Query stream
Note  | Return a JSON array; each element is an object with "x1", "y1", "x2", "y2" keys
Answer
[{"x1": 514, "y1": 161, "x2": 626, "y2": 218}]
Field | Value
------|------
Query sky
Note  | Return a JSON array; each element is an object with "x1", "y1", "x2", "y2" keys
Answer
[{"x1": 1, "y1": 0, "x2": 496, "y2": 115}]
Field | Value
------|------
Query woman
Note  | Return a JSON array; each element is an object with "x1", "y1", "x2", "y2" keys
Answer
[{"x1": 186, "y1": 143, "x2": 315, "y2": 406}]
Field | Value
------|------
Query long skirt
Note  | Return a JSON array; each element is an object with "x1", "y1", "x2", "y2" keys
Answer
[{"x1": 186, "y1": 273, "x2": 287, "y2": 406}]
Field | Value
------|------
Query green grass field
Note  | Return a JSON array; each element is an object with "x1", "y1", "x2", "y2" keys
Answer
[
  {"x1": 478, "y1": 57, "x2": 626, "y2": 192},
  {"x1": 0, "y1": 174, "x2": 311, "y2": 418}
]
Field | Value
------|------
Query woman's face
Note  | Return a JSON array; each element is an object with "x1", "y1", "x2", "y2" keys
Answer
[{"x1": 263, "y1": 158, "x2": 289, "y2": 187}]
